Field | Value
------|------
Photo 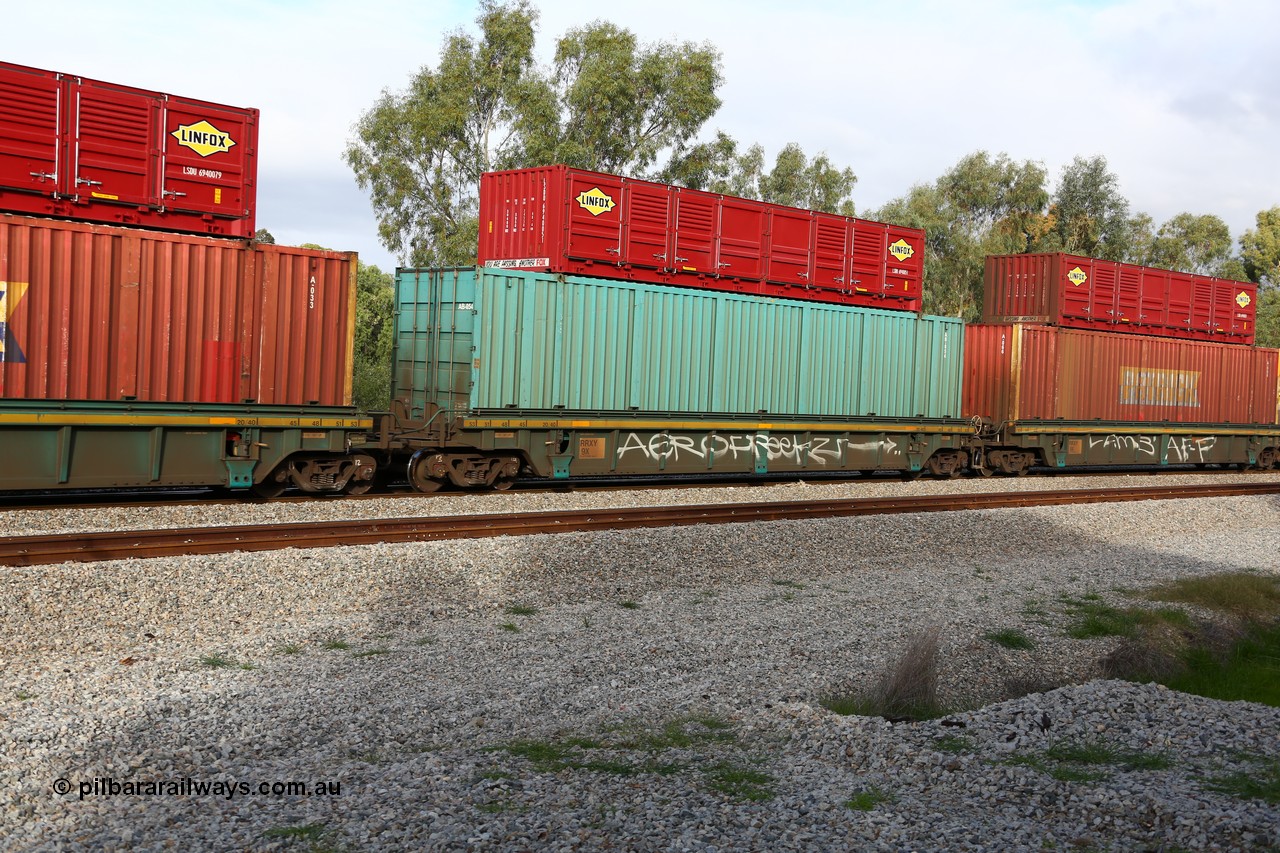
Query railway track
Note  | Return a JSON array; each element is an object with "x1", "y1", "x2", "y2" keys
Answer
[
  {"x1": 0, "y1": 465, "x2": 1263, "y2": 514},
  {"x1": 3, "y1": 481, "x2": 1277, "y2": 568}
]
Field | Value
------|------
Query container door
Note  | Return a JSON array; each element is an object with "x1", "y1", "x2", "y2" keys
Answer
[
  {"x1": 670, "y1": 190, "x2": 716, "y2": 276},
  {"x1": 850, "y1": 223, "x2": 887, "y2": 298},
  {"x1": 1139, "y1": 267, "x2": 1170, "y2": 331},
  {"x1": 716, "y1": 196, "x2": 766, "y2": 280},
  {"x1": 1166, "y1": 272, "x2": 1194, "y2": 332},
  {"x1": 1115, "y1": 262, "x2": 1141, "y2": 326},
  {"x1": 811, "y1": 214, "x2": 851, "y2": 291},
  {"x1": 1059, "y1": 256, "x2": 1093, "y2": 321},
  {"x1": 620, "y1": 179, "x2": 670, "y2": 271},
  {"x1": 881, "y1": 224, "x2": 923, "y2": 306},
  {"x1": 766, "y1": 208, "x2": 813, "y2": 286},
  {"x1": 1190, "y1": 277, "x2": 1215, "y2": 339},
  {"x1": 160, "y1": 101, "x2": 256, "y2": 218},
  {"x1": 70, "y1": 82, "x2": 160, "y2": 208},
  {"x1": 1089, "y1": 260, "x2": 1119, "y2": 325},
  {"x1": 0, "y1": 65, "x2": 64, "y2": 195},
  {"x1": 565, "y1": 171, "x2": 625, "y2": 263}
]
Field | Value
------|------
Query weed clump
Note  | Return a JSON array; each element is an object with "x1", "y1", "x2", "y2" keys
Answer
[{"x1": 822, "y1": 628, "x2": 945, "y2": 721}]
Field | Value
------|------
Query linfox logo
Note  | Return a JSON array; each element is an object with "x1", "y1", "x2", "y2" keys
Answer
[
  {"x1": 0, "y1": 281, "x2": 29, "y2": 363},
  {"x1": 575, "y1": 187, "x2": 616, "y2": 216},
  {"x1": 888, "y1": 239, "x2": 914, "y2": 262},
  {"x1": 1067, "y1": 267, "x2": 1088, "y2": 286},
  {"x1": 170, "y1": 120, "x2": 236, "y2": 158},
  {"x1": 1236, "y1": 291, "x2": 1252, "y2": 309}
]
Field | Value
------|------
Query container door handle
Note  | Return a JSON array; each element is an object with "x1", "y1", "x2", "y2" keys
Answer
[
  {"x1": 163, "y1": 189, "x2": 188, "y2": 199},
  {"x1": 76, "y1": 177, "x2": 103, "y2": 187},
  {"x1": 716, "y1": 262, "x2": 731, "y2": 268},
  {"x1": 796, "y1": 272, "x2": 808, "y2": 279},
  {"x1": 29, "y1": 171, "x2": 56, "y2": 181},
  {"x1": 652, "y1": 253, "x2": 666, "y2": 260},
  {"x1": 605, "y1": 248, "x2": 620, "y2": 255},
  {"x1": 674, "y1": 256, "x2": 688, "y2": 263}
]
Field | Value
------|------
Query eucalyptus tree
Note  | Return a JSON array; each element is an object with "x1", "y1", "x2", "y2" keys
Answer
[
  {"x1": 1044, "y1": 155, "x2": 1134, "y2": 260},
  {"x1": 1241, "y1": 206, "x2": 1280, "y2": 346},
  {"x1": 871, "y1": 151, "x2": 1049, "y2": 319},
  {"x1": 346, "y1": 1, "x2": 724, "y2": 266}
]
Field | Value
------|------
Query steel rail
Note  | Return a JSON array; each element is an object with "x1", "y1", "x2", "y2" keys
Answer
[
  {"x1": 0, "y1": 466, "x2": 1267, "y2": 514},
  {"x1": 2, "y1": 482, "x2": 1277, "y2": 568}
]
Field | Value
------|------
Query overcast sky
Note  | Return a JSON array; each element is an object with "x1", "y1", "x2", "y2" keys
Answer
[{"x1": 7, "y1": 0, "x2": 1277, "y2": 272}]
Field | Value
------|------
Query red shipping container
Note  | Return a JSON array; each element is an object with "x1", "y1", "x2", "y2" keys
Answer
[
  {"x1": 983, "y1": 253, "x2": 1257, "y2": 344},
  {"x1": 479, "y1": 165, "x2": 925, "y2": 311},
  {"x1": 0, "y1": 214, "x2": 354, "y2": 406},
  {"x1": 964, "y1": 323, "x2": 1279, "y2": 426},
  {"x1": 0, "y1": 61, "x2": 257, "y2": 237}
]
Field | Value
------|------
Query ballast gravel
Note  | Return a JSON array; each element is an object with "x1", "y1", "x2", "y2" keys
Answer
[{"x1": 1, "y1": 482, "x2": 1278, "y2": 851}]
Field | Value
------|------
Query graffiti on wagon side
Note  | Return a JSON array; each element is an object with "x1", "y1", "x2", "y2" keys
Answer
[
  {"x1": 616, "y1": 432, "x2": 901, "y2": 466},
  {"x1": 1087, "y1": 434, "x2": 1218, "y2": 462}
]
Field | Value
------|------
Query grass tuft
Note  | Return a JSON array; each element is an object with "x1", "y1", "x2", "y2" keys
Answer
[
  {"x1": 846, "y1": 786, "x2": 894, "y2": 811},
  {"x1": 505, "y1": 604, "x2": 538, "y2": 616},
  {"x1": 985, "y1": 628, "x2": 1036, "y2": 650},
  {"x1": 200, "y1": 653, "x2": 236, "y2": 669},
  {"x1": 1146, "y1": 572, "x2": 1280, "y2": 621},
  {"x1": 263, "y1": 823, "x2": 328, "y2": 841},
  {"x1": 1206, "y1": 761, "x2": 1280, "y2": 804},
  {"x1": 321, "y1": 639, "x2": 350, "y2": 651},
  {"x1": 486, "y1": 715, "x2": 762, "y2": 797},
  {"x1": 932, "y1": 735, "x2": 973, "y2": 754},
  {"x1": 276, "y1": 643, "x2": 303, "y2": 655},
  {"x1": 705, "y1": 762, "x2": 774, "y2": 801},
  {"x1": 499, "y1": 622, "x2": 521, "y2": 633},
  {"x1": 619, "y1": 600, "x2": 640, "y2": 610}
]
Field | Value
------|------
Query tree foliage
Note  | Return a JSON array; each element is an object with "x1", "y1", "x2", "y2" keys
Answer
[
  {"x1": 1240, "y1": 206, "x2": 1280, "y2": 287},
  {"x1": 345, "y1": 1, "x2": 540, "y2": 265},
  {"x1": 517, "y1": 22, "x2": 723, "y2": 175},
  {"x1": 1041, "y1": 155, "x2": 1135, "y2": 260},
  {"x1": 347, "y1": 2, "x2": 863, "y2": 265},
  {"x1": 352, "y1": 263, "x2": 395, "y2": 412},
  {"x1": 1142, "y1": 212, "x2": 1242, "y2": 278},
  {"x1": 871, "y1": 151, "x2": 1048, "y2": 319},
  {"x1": 347, "y1": 2, "x2": 729, "y2": 266}
]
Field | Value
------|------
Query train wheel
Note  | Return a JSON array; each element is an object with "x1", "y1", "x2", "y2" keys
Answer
[
  {"x1": 343, "y1": 454, "x2": 378, "y2": 495},
  {"x1": 250, "y1": 479, "x2": 287, "y2": 499},
  {"x1": 926, "y1": 451, "x2": 964, "y2": 479},
  {"x1": 408, "y1": 452, "x2": 448, "y2": 493}
]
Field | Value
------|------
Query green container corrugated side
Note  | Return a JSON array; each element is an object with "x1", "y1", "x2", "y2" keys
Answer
[{"x1": 394, "y1": 268, "x2": 964, "y2": 420}]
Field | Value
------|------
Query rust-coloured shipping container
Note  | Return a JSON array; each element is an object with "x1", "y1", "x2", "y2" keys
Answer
[
  {"x1": 0, "y1": 214, "x2": 354, "y2": 406},
  {"x1": 964, "y1": 323, "x2": 1279, "y2": 426},
  {"x1": 0, "y1": 61, "x2": 257, "y2": 237},
  {"x1": 479, "y1": 165, "x2": 925, "y2": 311},
  {"x1": 983, "y1": 253, "x2": 1257, "y2": 344}
]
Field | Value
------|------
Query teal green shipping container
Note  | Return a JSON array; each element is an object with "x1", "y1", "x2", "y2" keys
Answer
[{"x1": 394, "y1": 268, "x2": 964, "y2": 421}]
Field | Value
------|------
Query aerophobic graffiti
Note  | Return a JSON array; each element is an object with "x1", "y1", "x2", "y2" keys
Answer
[
  {"x1": 1088, "y1": 434, "x2": 1218, "y2": 462},
  {"x1": 616, "y1": 432, "x2": 900, "y2": 466}
]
